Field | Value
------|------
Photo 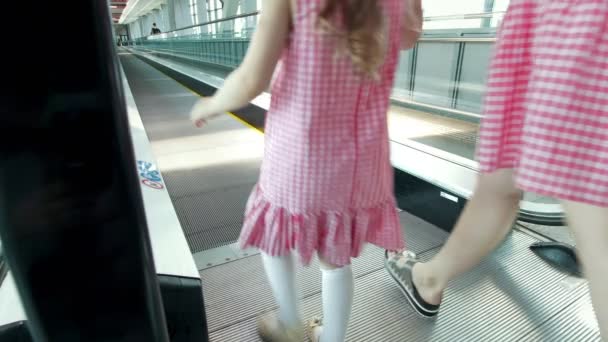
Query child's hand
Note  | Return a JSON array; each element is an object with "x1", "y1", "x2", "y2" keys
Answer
[{"x1": 190, "y1": 98, "x2": 222, "y2": 128}]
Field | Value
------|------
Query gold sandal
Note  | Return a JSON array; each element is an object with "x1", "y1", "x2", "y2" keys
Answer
[
  {"x1": 307, "y1": 317, "x2": 323, "y2": 342},
  {"x1": 257, "y1": 316, "x2": 304, "y2": 342}
]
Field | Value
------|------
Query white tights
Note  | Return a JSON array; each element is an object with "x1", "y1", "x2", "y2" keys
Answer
[{"x1": 261, "y1": 252, "x2": 354, "y2": 342}]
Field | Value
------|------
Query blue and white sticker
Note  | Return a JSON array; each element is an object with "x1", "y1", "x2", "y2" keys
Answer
[{"x1": 137, "y1": 160, "x2": 164, "y2": 190}]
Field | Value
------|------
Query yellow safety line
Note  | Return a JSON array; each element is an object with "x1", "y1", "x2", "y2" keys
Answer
[{"x1": 175, "y1": 79, "x2": 264, "y2": 135}]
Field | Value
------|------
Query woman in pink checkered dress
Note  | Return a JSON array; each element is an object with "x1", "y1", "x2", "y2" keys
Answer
[
  {"x1": 190, "y1": 0, "x2": 422, "y2": 340},
  {"x1": 386, "y1": 0, "x2": 608, "y2": 338}
]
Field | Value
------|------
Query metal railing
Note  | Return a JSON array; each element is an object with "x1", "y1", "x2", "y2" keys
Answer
[
  {"x1": 127, "y1": 11, "x2": 504, "y2": 117},
  {"x1": 160, "y1": 11, "x2": 260, "y2": 35},
  {"x1": 134, "y1": 10, "x2": 505, "y2": 40}
]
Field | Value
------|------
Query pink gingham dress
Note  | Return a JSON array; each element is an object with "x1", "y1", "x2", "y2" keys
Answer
[
  {"x1": 477, "y1": 0, "x2": 608, "y2": 206},
  {"x1": 239, "y1": 0, "x2": 405, "y2": 266}
]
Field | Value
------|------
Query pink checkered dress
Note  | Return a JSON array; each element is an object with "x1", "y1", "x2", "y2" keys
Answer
[
  {"x1": 477, "y1": 0, "x2": 608, "y2": 206},
  {"x1": 239, "y1": 0, "x2": 405, "y2": 266}
]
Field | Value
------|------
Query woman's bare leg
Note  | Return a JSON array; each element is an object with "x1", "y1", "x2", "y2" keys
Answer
[
  {"x1": 562, "y1": 200, "x2": 608, "y2": 339},
  {"x1": 412, "y1": 169, "x2": 522, "y2": 304}
]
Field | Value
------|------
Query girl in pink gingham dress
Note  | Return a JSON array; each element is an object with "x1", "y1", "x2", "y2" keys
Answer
[
  {"x1": 239, "y1": 1, "x2": 406, "y2": 266},
  {"x1": 190, "y1": 0, "x2": 422, "y2": 340},
  {"x1": 387, "y1": 1, "x2": 608, "y2": 338}
]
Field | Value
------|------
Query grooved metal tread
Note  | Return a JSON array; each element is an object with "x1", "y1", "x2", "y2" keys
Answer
[
  {"x1": 522, "y1": 288, "x2": 601, "y2": 341},
  {"x1": 186, "y1": 223, "x2": 245, "y2": 253},
  {"x1": 174, "y1": 184, "x2": 252, "y2": 234},
  {"x1": 202, "y1": 229, "x2": 600, "y2": 341}
]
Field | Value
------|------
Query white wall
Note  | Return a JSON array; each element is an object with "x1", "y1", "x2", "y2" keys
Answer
[
  {"x1": 167, "y1": 0, "x2": 177, "y2": 30},
  {"x1": 241, "y1": 0, "x2": 257, "y2": 30},
  {"x1": 196, "y1": 0, "x2": 209, "y2": 33},
  {"x1": 159, "y1": 5, "x2": 171, "y2": 32},
  {"x1": 241, "y1": 0, "x2": 257, "y2": 13},
  {"x1": 173, "y1": 0, "x2": 193, "y2": 28},
  {"x1": 219, "y1": 0, "x2": 239, "y2": 33}
]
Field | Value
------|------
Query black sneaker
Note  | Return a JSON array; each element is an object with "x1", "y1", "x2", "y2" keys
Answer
[{"x1": 385, "y1": 250, "x2": 440, "y2": 318}]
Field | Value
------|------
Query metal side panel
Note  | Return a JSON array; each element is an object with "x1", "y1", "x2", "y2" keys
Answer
[
  {"x1": 0, "y1": 274, "x2": 26, "y2": 327},
  {"x1": 121, "y1": 61, "x2": 199, "y2": 280},
  {"x1": 204, "y1": 229, "x2": 598, "y2": 341}
]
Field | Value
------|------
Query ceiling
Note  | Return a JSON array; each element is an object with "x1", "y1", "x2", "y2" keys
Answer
[
  {"x1": 118, "y1": 0, "x2": 167, "y2": 25},
  {"x1": 110, "y1": 0, "x2": 129, "y2": 24}
]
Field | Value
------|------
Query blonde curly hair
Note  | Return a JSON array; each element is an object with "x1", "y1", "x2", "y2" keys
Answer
[{"x1": 317, "y1": 0, "x2": 386, "y2": 79}]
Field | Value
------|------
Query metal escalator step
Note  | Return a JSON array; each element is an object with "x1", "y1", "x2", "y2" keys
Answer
[
  {"x1": 519, "y1": 221, "x2": 575, "y2": 246},
  {"x1": 204, "y1": 230, "x2": 598, "y2": 341},
  {"x1": 173, "y1": 184, "x2": 254, "y2": 252},
  {"x1": 186, "y1": 223, "x2": 244, "y2": 254},
  {"x1": 148, "y1": 116, "x2": 262, "y2": 158},
  {"x1": 159, "y1": 149, "x2": 261, "y2": 198},
  {"x1": 201, "y1": 215, "x2": 447, "y2": 333}
]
